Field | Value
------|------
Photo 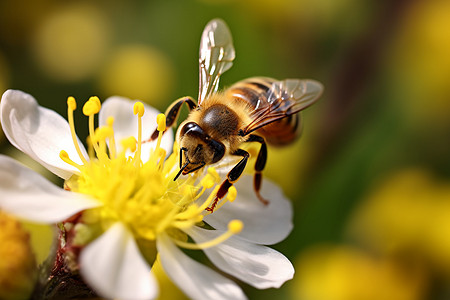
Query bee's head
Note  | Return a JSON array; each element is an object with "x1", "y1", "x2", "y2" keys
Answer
[{"x1": 175, "y1": 122, "x2": 225, "y2": 179}]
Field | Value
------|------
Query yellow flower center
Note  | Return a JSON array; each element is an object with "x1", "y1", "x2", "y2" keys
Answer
[{"x1": 59, "y1": 96, "x2": 241, "y2": 249}]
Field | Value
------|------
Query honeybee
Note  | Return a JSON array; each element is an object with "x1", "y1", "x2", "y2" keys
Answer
[{"x1": 150, "y1": 19, "x2": 323, "y2": 211}]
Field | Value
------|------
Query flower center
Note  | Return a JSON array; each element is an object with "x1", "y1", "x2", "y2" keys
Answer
[{"x1": 59, "y1": 97, "x2": 241, "y2": 247}]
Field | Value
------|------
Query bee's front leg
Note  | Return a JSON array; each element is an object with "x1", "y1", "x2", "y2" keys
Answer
[
  {"x1": 206, "y1": 149, "x2": 249, "y2": 212},
  {"x1": 246, "y1": 134, "x2": 269, "y2": 205},
  {"x1": 146, "y1": 96, "x2": 197, "y2": 142}
]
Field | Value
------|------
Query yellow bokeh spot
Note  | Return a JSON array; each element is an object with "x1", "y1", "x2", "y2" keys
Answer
[
  {"x1": 97, "y1": 45, "x2": 175, "y2": 107},
  {"x1": 19, "y1": 221, "x2": 53, "y2": 265},
  {"x1": 387, "y1": 0, "x2": 450, "y2": 126},
  {"x1": 31, "y1": 3, "x2": 111, "y2": 82},
  {"x1": 0, "y1": 212, "x2": 37, "y2": 300},
  {"x1": 349, "y1": 168, "x2": 450, "y2": 274},
  {"x1": 292, "y1": 245, "x2": 427, "y2": 300}
]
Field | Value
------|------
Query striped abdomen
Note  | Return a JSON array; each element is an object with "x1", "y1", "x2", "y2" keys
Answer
[{"x1": 225, "y1": 77, "x2": 302, "y2": 146}]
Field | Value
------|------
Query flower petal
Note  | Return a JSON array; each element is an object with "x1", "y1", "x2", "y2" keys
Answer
[
  {"x1": 99, "y1": 96, "x2": 174, "y2": 162},
  {"x1": 187, "y1": 226, "x2": 295, "y2": 289},
  {"x1": 157, "y1": 233, "x2": 247, "y2": 300},
  {"x1": 0, "y1": 155, "x2": 100, "y2": 223},
  {"x1": 0, "y1": 90, "x2": 88, "y2": 179},
  {"x1": 80, "y1": 222, "x2": 158, "y2": 300},
  {"x1": 204, "y1": 175, "x2": 293, "y2": 245}
]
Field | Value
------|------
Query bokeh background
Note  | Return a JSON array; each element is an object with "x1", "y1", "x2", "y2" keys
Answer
[{"x1": 1, "y1": 0, "x2": 450, "y2": 299}]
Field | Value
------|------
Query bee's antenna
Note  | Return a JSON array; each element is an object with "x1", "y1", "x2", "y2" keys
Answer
[
  {"x1": 174, "y1": 161, "x2": 189, "y2": 181},
  {"x1": 175, "y1": 147, "x2": 190, "y2": 181}
]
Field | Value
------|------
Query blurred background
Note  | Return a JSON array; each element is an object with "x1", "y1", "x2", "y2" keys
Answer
[{"x1": 1, "y1": 0, "x2": 450, "y2": 299}]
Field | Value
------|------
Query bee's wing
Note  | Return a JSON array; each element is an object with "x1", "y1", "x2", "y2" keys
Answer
[
  {"x1": 242, "y1": 79, "x2": 323, "y2": 135},
  {"x1": 198, "y1": 19, "x2": 235, "y2": 105}
]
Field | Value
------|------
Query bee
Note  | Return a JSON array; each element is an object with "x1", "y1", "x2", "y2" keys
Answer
[{"x1": 149, "y1": 19, "x2": 323, "y2": 211}]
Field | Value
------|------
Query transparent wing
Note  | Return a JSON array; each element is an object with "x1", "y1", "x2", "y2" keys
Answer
[
  {"x1": 198, "y1": 19, "x2": 235, "y2": 105},
  {"x1": 242, "y1": 79, "x2": 323, "y2": 135}
]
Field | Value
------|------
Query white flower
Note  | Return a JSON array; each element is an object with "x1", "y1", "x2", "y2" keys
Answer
[{"x1": 0, "y1": 90, "x2": 294, "y2": 300}]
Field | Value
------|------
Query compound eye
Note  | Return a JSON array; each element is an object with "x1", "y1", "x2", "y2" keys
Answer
[
  {"x1": 210, "y1": 140, "x2": 225, "y2": 163},
  {"x1": 180, "y1": 122, "x2": 204, "y2": 137}
]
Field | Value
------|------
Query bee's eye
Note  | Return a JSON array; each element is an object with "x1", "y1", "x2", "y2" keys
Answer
[
  {"x1": 210, "y1": 140, "x2": 225, "y2": 163},
  {"x1": 180, "y1": 122, "x2": 204, "y2": 137}
]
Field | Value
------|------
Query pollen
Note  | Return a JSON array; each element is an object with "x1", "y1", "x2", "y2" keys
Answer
[
  {"x1": 82, "y1": 96, "x2": 101, "y2": 116},
  {"x1": 227, "y1": 186, "x2": 237, "y2": 202},
  {"x1": 121, "y1": 136, "x2": 137, "y2": 153},
  {"x1": 157, "y1": 113, "x2": 166, "y2": 132},
  {"x1": 67, "y1": 96, "x2": 77, "y2": 110},
  {"x1": 133, "y1": 101, "x2": 145, "y2": 117}
]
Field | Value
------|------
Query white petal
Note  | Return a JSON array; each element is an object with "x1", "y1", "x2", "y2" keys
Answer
[
  {"x1": 80, "y1": 222, "x2": 158, "y2": 300},
  {"x1": 0, "y1": 155, "x2": 100, "y2": 223},
  {"x1": 99, "y1": 96, "x2": 174, "y2": 162},
  {"x1": 204, "y1": 175, "x2": 293, "y2": 245},
  {"x1": 187, "y1": 226, "x2": 294, "y2": 289},
  {"x1": 157, "y1": 233, "x2": 247, "y2": 300},
  {"x1": 0, "y1": 90, "x2": 89, "y2": 179}
]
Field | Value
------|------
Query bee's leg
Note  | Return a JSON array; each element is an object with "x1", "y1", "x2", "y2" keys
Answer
[
  {"x1": 245, "y1": 134, "x2": 269, "y2": 205},
  {"x1": 206, "y1": 149, "x2": 249, "y2": 212},
  {"x1": 145, "y1": 96, "x2": 197, "y2": 142}
]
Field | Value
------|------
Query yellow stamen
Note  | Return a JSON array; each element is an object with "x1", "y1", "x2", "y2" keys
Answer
[
  {"x1": 207, "y1": 167, "x2": 220, "y2": 182},
  {"x1": 59, "y1": 97, "x2": 243, "y2": 254},
  {"x1": 107, "y1": 117, "x2": 116, "y2": 159},
  {"x1": 121, "y1": 136, "x2": 137, "y2": 153},
  {"x1": 91, "y1": 96, "x2": 101, "y2": 111},
  {"x1": 157, "y1": 114, "x2": 166, "y2": 132},
  {"x1": 133, "y1": 102, "x2": 145, "y2": 165},
  {"x1": 82, "y1": 96, "x2": 101, "y2": 116},
  {"x1": 133, "y1": 102, "x2": 145, "y2": 117},
  {"x1": 172, "y1": 220, "x2": 244, "y2": 250},
  {"x1": 227, "y1": 186, "x2": 237, "y2": 202},
  {"x1": 86, "y1": 136, "x2": 95, "y2": 159},
  {"x1": 66, "y1": 97, "x2": 88, "y2": 165},
  {"x1": 67, "y1": 96, "x2": 77, "y2": 110},
  {"x1": 59, "y1": 150, "x2": 82, "y2": 170},
  {"x1": 228, "y1": 219, "x2": 243, "y2": 233},
  {"x1": 200, "y1": 173, "x2": 216, "y2": 189},
  {"x1": 95, "y1": 127, "x2": 113, "y2": 159},
  {"x1": 95, "y1": 126, "x2": 113, "y2": 142},
  {"x1": 156, "y1": 113, "x2": 166, "y2": 151},
  {"x1": 88, "y1": 113, "x2": 102, "y2": 159},
  {"x1": 173, "y1": 204, "x2": 203, "y2": 223},
  {"x1": 83, "y1": 97, "x2": 103, "y2": 160}
]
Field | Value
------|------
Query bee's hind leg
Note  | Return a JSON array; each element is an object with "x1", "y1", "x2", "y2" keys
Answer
[
  {"x1": 145, "y1": 96, "x2": 197, "y2": 142},
  {"x1": 246, "y1": 135, "x2": 269, "y2": 205},
  {"x1": 206, "y1": 149, "x2": 249, "y2": 212}
]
